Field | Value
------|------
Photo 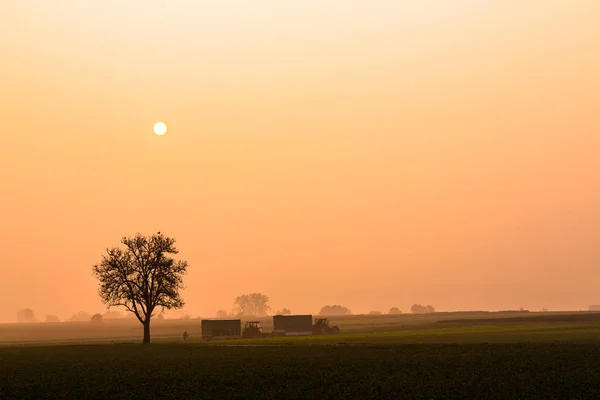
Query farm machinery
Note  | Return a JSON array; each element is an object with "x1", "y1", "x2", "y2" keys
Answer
[
  {"x1": 242, "y1": 321, "x2": 270, "y2": 339},
  {"x1": 239, "y1": 317, "x2": 340, "y2": 338},
  {"x1": 312, "y1": 318, "x2": 340, "y2": 335}
]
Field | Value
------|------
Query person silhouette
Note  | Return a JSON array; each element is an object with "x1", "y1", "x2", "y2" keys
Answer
[{"x1": 183, "y1": 330, "x2": 189, "y2": 341}]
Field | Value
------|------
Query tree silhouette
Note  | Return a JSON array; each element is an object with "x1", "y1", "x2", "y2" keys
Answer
[
  {"x1": 410, "y1": 304, "x2": 435, "y2": 314},
  {"x1": 45, "y1": 315, "x2": 60, "y2": 323},
  {"x1": 69, "y1": 311, "x2": 91, "y2": 322},
  {"x1": 388, "y1": 307, "x2": 402, "y2": 315},
  {"x1": 17, "y1": 308, "x2": 35, "y2": 323},
  {"x1": 93, "y1": 233, "x2": 187, "y2": 344},
  {"x1": 234, "y1": 293, "x2": 270, "y2": 317},
  {"x1": 90, "y1": 313, "x2": 103, "y2": 324},
  {"x1": 103, "y1": 310, "x2": 122, "y2": 319},
  {"x1": 319, "y1": 305, "x2": 352, "y2": 316}
]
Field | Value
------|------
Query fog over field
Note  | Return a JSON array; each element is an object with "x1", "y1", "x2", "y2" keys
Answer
[{"x1": 1, "y1": 1, "x2": 600, "y2": 323}]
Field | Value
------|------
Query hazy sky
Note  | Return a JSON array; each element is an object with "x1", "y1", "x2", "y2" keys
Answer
[{"x1": 1, "y1": 1, "x2": 599, "y2": 322}]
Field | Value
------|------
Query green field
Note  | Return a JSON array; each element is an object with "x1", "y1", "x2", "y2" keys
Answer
[
  {"x1": 3, "y1": 311, "x2": 598, "y2": 344},
  {"x1": 1, "y1": 312, "x2": 600, "y2": 399}
]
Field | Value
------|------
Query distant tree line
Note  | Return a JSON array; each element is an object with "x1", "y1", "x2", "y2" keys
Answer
[
  {"x1": 17, "y1": 308, "x2": 35, "y2": 323},
  {"x1": 319, "y1": 305, "x2": 352, "y2": 316},
  {"x1": 15, "y1": 308, "x2": 144, "y2": 325},
  {"x1": 45, "y1": 315, "x2": 60, "y2": 323},
  {"x1": 17, "y1": 310, "x2": 112, "y2": 324},
  {"x1": 69, "y1": 311, "x2": 91, "y2": 322},
  {"x1": 16, "y1": 301, "x2": 432, "y2": 327},
  {"x1": 411, "y1": 304, "x2": 435, "y2": 314}
]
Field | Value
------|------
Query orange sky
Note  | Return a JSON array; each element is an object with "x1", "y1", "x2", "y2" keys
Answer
[{"x1": 1, "y1": 1, "x2": 599, "y2": 322}]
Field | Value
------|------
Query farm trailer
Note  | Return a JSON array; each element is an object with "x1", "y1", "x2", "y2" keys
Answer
[
  {"x1": 201, "y1": 319, "x2": 242, "y2": 341},
  {"x1": 272, "y1": 314, "x2": 313, "y2": 337}
]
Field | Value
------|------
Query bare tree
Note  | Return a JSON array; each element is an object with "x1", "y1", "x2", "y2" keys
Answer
[
  {"x1": 234, "y1": 293, "x2": 270, "y2": 317},
  {"x1": 92, "y1": 233, "x2": 188, "y2": 344},
  {"x1": 276, "y1": 308, "x2": 291, "y2": 315}
]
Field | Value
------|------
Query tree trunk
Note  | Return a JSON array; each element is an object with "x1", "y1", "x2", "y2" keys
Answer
[{"x1": 143, "y1": 319, "x2": 151, "y2": 344}]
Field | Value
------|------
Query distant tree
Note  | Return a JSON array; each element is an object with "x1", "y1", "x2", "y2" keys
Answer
[
  {"x1": 234, "y1": 293, "x2": 271, "y2": 317},
  {"x1": 90, "y1": 314, "x2": 103, "y2": 324},
  {"x1": 368, "y1": 311, "x2": 383, "y2": 315},
  {"x1": 17, "y1": 308, "x2": 36, "y2": 323},
  {"x1": 69, "y1": 311, "x2": 92, "y2": 322},
  {"x1": 411, "y1": 304, "x2": 435, "y2": 314},
  {"x1": 103, "y1": 310, "x2": 122, "y2": 319},
  {"x1": 92, "y1": 233, "x2": 188, "y2": 344},
  {"x1": 319, "y1": 305, "x2": 352, "y2": 316},
  {"x1": 388, "y1": 307, "x2": 402, "y2": 315},
  {"x1": 182, "y1": 314, "x2": 191, "y2": 320},
  {"x1": 45, "y1": 315, "x2": 60, "y2": 323},
  {"x1": 276, "y1": 308, "x2": 292, "y2": 315},
  {"x1": 411, "y1": 304, "x2": 424, "y2": 314},
  {"x1": 216, "y1": 310, "x2": 230, "y2": 318},
  {"x1": 156, "y1": 313, "x2": 165, "y2": 321}
]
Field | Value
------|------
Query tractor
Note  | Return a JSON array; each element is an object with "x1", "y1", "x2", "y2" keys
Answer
[
  {"x1": 312, "y1": 318, "x2": 340, "y2": 335},
  {"x1": 242, "y1": 321, "x2": 269, "y2": 339}
]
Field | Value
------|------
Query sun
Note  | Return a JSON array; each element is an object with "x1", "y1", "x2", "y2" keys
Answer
[{"x1": 154, "y1": 121, "x2": 167, "y2": 136}]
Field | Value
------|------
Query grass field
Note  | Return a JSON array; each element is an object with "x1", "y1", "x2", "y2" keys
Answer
[
  {"x1": 2, "y1": 310, "x2": 598, "y2": 344},
  {"x1": 2, "y1": 312, "x2": 600, "y2": 399}
]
